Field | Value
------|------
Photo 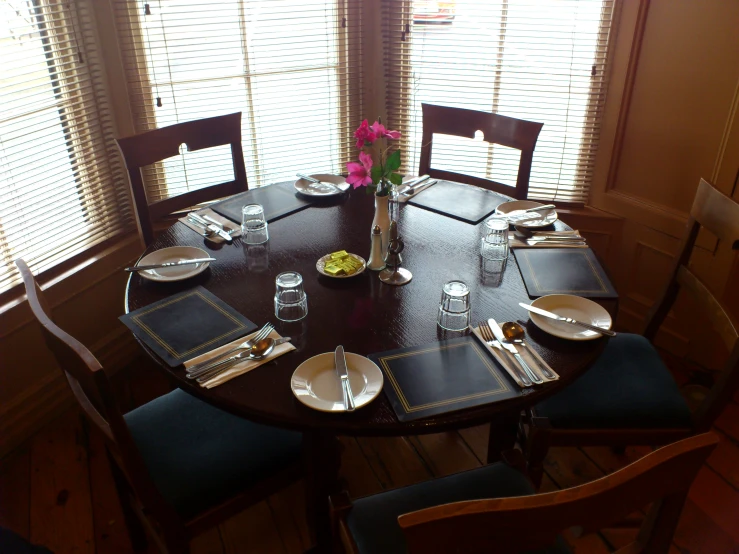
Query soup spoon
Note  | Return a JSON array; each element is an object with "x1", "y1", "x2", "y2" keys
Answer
[{"x1": 501, "y1": 321, "x2": 556, "y2": 380}]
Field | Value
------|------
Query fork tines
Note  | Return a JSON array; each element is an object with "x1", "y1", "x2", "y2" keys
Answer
[{"x1": 478, "y1": 321, "x2": 494, "y2": 343}]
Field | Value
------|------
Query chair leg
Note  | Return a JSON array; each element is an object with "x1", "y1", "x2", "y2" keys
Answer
[
  {"x1": 525, "y1": 419, "x2": 552, "y2": 490},
  {"x1": 107, "y1": 452, "x2": 149, "y2": 552},
  {"x1": 487, "y1": 410, "x2": 520, "y2": 463}
]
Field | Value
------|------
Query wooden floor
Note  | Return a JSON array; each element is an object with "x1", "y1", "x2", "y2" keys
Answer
[{"x1": 2, "y1": 353, "x2": 739, "y2": 554}]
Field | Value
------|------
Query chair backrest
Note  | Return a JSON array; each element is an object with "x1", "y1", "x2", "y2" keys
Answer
[
  {"x1": 399, "y1": 432, "x2": 718, "y2": 553},
  {"x1": 15, "y1": 259, "x2": 179, "y2": 524},
  {"x1": 116, "y1": 112, "x2": 249, "y2": 245},
  {"x1": 643, "y1": 178, "x2": 739, "y2": 431},
  {"x1": 418, "y1": 104, "x2": 543, "y2": 200}
]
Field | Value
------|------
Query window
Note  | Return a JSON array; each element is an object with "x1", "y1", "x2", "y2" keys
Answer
[
  {"x1": 114, "y1": 0, "x2": 363, "y2": 202},
  {"x1": 384, "y1": 0, "x2": 614, "y2": 202},
  {"x1": 0, "y1": 0, "x2": 134, "y2": 294}
]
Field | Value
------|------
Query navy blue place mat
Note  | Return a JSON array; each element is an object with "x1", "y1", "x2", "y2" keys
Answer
[
  {"x1": 210, "y1": 181, "x2": 311, "y2": 225},
  {"x1": 120, "y1": 287, "x2": 258, "y2": 367},
  {"x1": 407, "y1": 180, "x2": 509, "y2": 224},
  {"x1": 368, "y1": 336, "x2": 522, "y2": 422},
  {"x1": 513, "y1": 247, "x2": 618, "y2": 299}
]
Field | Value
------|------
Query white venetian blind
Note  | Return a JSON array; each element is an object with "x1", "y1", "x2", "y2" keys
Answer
[
  {"x1": 113, "y1": 0, "x2": 363, "y2": 202},
  {"x1": 0, "y1": 0, "x2": 134, "y2": 294},
  {"x1": 383, "y1": 0, "x2": 614, "y2": 202}
]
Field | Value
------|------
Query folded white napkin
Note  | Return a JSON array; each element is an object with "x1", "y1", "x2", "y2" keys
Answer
[
  {"x1": 185, "y1": 329, "x2": 295, "y2": 389},
  {"x1": 179, "y1": 208, "x2": 242, "y2": 243},
  {"x1": 397, "y1": 176, "x2": 438, "y2": 203},
  {"x1": 509, "y1": 230, "x2": 587, "y2": 249},
  {"x1": 472, "y1": 326, "x2": 559, "y2": 388}
]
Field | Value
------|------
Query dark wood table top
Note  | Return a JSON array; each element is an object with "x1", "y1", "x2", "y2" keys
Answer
[{"x1": 125, "y1": 183, "x2": 616, "y2": 436}]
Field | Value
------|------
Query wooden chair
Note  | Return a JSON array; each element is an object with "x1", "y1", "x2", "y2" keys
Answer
[
  {"x1": 331, "y1": 433, "x2": 718, "y2": 554},
  {"x1": 523, "y1": 178, "x2": 739, "y2": 487},
  {"x1": 16, "y1": 259, "x2": 303, "y2": 554},
  {"x1": 418, "y1": 103, "x2": 544, "y2": 199},
  {"x1": 117, "y1": 112, "x2": 248, "y2": 245}
]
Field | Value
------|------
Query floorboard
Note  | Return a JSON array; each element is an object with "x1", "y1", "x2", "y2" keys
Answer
[{"x1": 0, "y1": 447, "x2": 30, "y2": 539}]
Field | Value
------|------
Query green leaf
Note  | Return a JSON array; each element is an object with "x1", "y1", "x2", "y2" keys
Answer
[
  {"x1": 370, "y1": 165, "x2": 382, "y2": 185},
  {"x1": 386, "y1": 149, "x2": 401, "y2": 172},
  {"x1": 389, "y1": 172, "x2": 403, "y2": 186}
]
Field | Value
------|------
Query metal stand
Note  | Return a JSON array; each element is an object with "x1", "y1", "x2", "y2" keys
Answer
[{"x1": 379, "y1": 221, "x2": 412, "y2": 285}]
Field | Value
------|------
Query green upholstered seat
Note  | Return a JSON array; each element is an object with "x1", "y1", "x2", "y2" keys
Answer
[
  {"x1": 346, "y1": 462, "x2": 572, "y2": 554},
  {"x1": 535, "y1": 333, "x2": 692, "y2": 429},
  {"x1": 124, "y1": 388, "x2": 302, "y2": 519}
]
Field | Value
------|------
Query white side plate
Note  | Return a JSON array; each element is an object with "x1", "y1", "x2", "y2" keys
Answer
[
  {"x1": 529, "y1": 294, "x2": 612, "y2": 341},
  {"x1": 496, "y1": 200, "x2": 558, "y2": 228},
  {"x1": 135, "y1": 246, "x2": 211, "y2": 282},
  {"x1": 316, "y1": 252, "x2": 367, "y2": 279},
  {"x1": 294, "y1": 174, "x2": 350, "y2": 197},
  {"x1": 291, "y1": 352, "x2": 383, "y2": 412}
]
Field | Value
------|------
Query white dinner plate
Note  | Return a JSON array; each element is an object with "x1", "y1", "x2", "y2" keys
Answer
[
  {"x1": 291, "y1": 352, "x2": 383, "y2": 412},
  {"x1": 135, "y1": 246, "x2": 211, "y2": 283},
  {"x1": 316, "y1": 252, "x2": 367, "y2": 279},
  {"x1": 496, "y1": 200, "x2": 558, "y2": 228},
  {"x1": 294, "y1": 174, "x2": 351, "y2": 197},
  {"x1": 529, "y1": 294, "x2": 612, "y2": 341}
]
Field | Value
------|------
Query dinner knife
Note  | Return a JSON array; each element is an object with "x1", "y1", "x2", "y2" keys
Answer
[
  {"x1": 124, "y1": 258, "x2": 216, "y2": 272},
  {"x1": 202, "y1": 215, "x2": 234, "y2": 242},
  {"x1": 488, "y1": 318, "x2": 542, "y2": 384},
  {"x1": 519, "y1": 303, "x2": 617, "y2": 337},
  {"x1": 335, "y1": 345, "x2": 355, "y2": 411}
]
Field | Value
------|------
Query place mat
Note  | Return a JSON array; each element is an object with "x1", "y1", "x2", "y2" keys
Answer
[
  {"x1": 368, "y1": 336, "x2": 522, "y2": 422},
  {"x1": 178, "y1": 208, "x2": 242, "y2": 243},
  {"x1": 471, "y1": 325, "x2": 559, "y2": 387},
  {"x1": 185, "y1": 329, "x2": 295, "y2": 389},
  {"x1": 210, "y1": 181, "x2": 311, "y2": 225},
  {"x1": 407, "y1": 180, "x2": 509, "y2": 224},
  {"x1": 513, "y1": 248, "x2": 618, "y2": 298},
  {"x1": 120, "y1": 287, "x2": 258, "y2": 367}
]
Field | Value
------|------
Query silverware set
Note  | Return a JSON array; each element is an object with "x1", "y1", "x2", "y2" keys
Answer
[
  {"x1": 124, "y1": 258, "x2": 216, "y2": 272},
  {"x1": 478, "y1": 319, "x2": 544, "y2": 387},
  {"x1": 186, "y1": 323, "x2": 274, "y2": 380},
  {"x1": 519, "y1": 303, "x2": 616, "y2": 337},
  {"x1": 401, "y1": 175, "x2": 437, "y2": 195},
  {"x1": 187, "y1": 213, "x2": 236, "y2": 242}
]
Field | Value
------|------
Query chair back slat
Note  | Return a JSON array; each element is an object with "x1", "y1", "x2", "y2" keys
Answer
[
  {"x1": 419, "y1": 104, "x2": 543, "y2": 199},
  {"x1": 399, "y1": 433, "x2": 718, "y2": 554},
  {"x1": 116, "y1": 112, "x2": 248, "y2": 245},
  {"x1": 691, "y1": 178, "x2": 739, "y2": 248}
]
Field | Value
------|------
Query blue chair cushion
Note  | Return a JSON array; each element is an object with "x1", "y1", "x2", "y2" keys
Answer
[
  {"x1": 346, "y1": 462, "x2": 572, "y2": 554},
  {"x1": 535, "y1": 333, "x2": 692, "y2": 429},
  {"x1": 124, "y1": 388, "x2": 302, "y2": 519}
]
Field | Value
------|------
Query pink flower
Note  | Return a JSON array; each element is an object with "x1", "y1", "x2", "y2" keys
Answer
[
  {"x1": 346, "y1": 151, "x2": 373, "y2": 188},
  {"x1": 354, "y1": 119, "x2": 377, "y2": 149},
  {"x1": 371, "y1": 121, "x2": 401, "y2": 140}
]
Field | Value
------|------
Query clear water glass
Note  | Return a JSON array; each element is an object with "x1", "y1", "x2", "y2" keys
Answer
[
  {"x1": 480, "y1": 216, "x2": 509, "y2": 260},
  {"x1": 242, "y1": 204, "x2": 269, "y2": 245},
  {"x1": 274, "y1": 271, "x2": 308, "y2": 322},
  {"x1": 437, "y1": 280, "x2": 471, "y2": 331}
]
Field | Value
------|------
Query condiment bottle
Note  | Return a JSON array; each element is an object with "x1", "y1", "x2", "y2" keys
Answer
[{"x1": 367, "y1": 225, "x2": 386, "y2": 271}]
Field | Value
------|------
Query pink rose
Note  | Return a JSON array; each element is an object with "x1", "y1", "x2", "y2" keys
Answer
[
  {"x1": 346, "y1": 151, "x2": 374, "y2": 188},
  {"x1": 354, "y1": 119, "x2": 377, "y2": 149},
  {"x1": 371, "y1": 121, "x2": 401, "y2": 140}
]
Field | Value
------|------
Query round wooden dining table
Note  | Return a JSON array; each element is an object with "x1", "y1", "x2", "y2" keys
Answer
[{"x1": 125, "y1": 182, "x2": 616, "y2": 552}]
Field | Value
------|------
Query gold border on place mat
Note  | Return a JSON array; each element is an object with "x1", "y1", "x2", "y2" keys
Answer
[
  {"x1": 377, "y1": 342, "x2": 511, "y2": 414},
  {"x1": 520, "y1": 250, "x2": 608, "y2": 294},
  {"x1": 132, "y1": 291, "x2": 248, "y2": 359}
]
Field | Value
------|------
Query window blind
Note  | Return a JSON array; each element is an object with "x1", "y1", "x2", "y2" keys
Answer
[
  {"x1": 0, "y1": 0, "x2": 134, "y2": 294},
  {"x1": 383, "y1": 0, "x2": 614, "y2": 203},
  {"x1": 113, "y1": 0, "x2": 363, "y2": 202}
]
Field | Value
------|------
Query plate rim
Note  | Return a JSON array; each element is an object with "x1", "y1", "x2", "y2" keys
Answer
[
  {"x1": 294, "y1": 173, "x2": 348, "y2": 197},
  {"x1": 529, "y1": 293, "x2": 612, "y2": 341},
  {"x1": 496, "y1": 200, "x2": 558, "y2": 229},
  {"x1": 137, "y1": 246, "x2": 211, "y2": 283},
  {"x1": 316, "y1": 252, "x2": 367, "y2": 279},
  {"x1": 291, "y1": 351, "x2": 384, "y2": 412}
]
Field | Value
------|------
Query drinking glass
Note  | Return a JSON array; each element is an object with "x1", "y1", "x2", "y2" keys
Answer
[
  {"x1": 242, "y1": 204, "x2": 269, "y2": 245},
  {"x1": 274, "y1": 272, "x2": 308, "y2": 322},
  {"x1": 480, "y1": 216, "x2": 509, "y2": 260},
  {"x1": 437, "y1": 280, "x2": 471, "y2": 331}
]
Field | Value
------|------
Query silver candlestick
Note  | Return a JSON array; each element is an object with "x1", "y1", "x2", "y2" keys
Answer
[{"x1": 379, "y1": 221, "x2": 412, "y2": 285}]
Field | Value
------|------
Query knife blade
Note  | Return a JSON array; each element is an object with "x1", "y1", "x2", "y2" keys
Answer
[
  {"x1": 335, "y1": 345, "x2": 355, "y2": 411},
  {"x1": 519, "y1": 303, "x2": 617, "y2": 337},
  {"x1": 124, "y1": 258, "x2": 216, "y2": 272},
  {"x1": 488, "y1": 318, "x2": 542, "y2": 384}
]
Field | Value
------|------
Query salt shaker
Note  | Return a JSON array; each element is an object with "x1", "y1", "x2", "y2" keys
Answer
[{"x1": 367, "y1": 224, "x2": 386, "y2": 271}]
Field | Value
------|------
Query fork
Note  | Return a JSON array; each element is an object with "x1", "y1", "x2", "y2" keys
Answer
[
  {"x1": 186, "y1": 323, "x2": 274, "y2": 376},
  {"x1": 478, "y1": 321, "x2": 532, "y2": 387}
]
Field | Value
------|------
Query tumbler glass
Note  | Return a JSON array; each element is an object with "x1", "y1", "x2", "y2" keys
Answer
[
  {"x1": 480, "y1": 216, "x2": 509, "y2": 261},
  {"x1": 437, "y1": 280, "x2": 471, "y2": 331},
  {"x1": 242, "y1": 204, "x2": 269, "y2": 245},
  {"x1": 274, "y1": 271, "x2": 308, "y2": 322}
]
